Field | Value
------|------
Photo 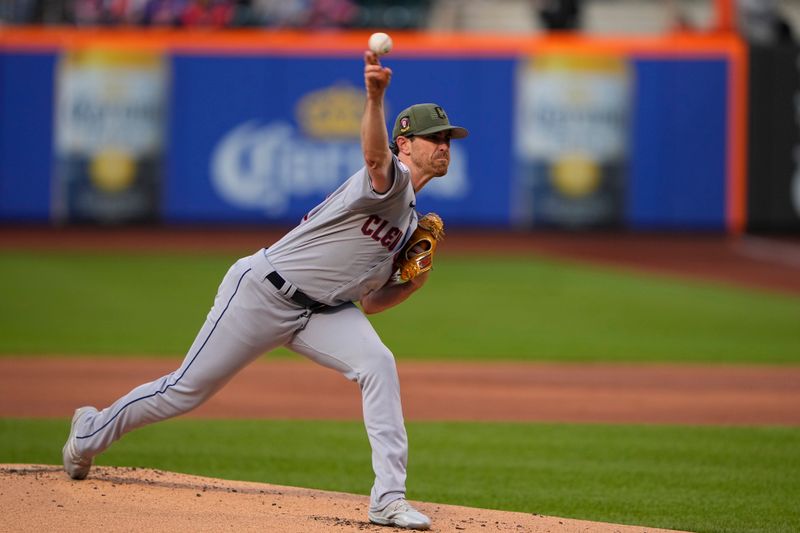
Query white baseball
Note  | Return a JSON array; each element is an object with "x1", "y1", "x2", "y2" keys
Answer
[{"x1": 368, "y1": 32, "x2": 393, "y2": 56}]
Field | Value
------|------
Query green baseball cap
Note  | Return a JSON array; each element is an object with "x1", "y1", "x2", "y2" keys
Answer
[{"x1": 391, "y1": 103, "x2": 469, "y2": 143}]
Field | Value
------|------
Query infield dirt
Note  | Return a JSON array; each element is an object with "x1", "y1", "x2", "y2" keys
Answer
[
  {"x1": 2, "y1": 358, "x2": 800, "y2": 425},
  {"x1": 2, "y1": 465, "x2": 690, "y2": 533}
]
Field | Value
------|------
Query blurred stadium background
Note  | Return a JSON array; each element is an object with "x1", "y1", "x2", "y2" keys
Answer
[{"x1": 0, "y1": 0, "x2": 798, "y2": 234}]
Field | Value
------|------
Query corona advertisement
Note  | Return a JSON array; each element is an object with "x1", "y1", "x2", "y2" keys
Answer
[
  {"x1": 53, "y1": 49, "x2": 167, "y2": 223},
  {"x1": 514, "y1": 54, "x2": 630, "y2": 228}
]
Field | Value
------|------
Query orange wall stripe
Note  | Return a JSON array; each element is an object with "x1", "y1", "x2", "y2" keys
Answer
[{"x1": 1, "y1": 27, "x2": 745, "y2": 58}]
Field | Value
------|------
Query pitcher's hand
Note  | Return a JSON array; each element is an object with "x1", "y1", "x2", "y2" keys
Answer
[{"x1": 364, "y1": 51, "x2": 392, "y2": 99}]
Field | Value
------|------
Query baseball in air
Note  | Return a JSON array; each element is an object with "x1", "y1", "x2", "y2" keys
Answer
[{"x1": 368, "y1": 32, "x2": 393, "y2": 55}]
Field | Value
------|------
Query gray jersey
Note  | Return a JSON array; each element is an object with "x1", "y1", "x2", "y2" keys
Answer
[{"x1": 265, "y1": 155, "x2": 418, "y2": 306}]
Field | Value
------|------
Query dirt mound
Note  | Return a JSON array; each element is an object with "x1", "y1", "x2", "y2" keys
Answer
[{"x1": 2, "y1": 465, "x2": 685, "y2": 533}]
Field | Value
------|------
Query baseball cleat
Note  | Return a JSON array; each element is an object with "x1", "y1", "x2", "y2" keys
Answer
[
  {"x1": 368, "y1": 498, "x2": 431, "y2": 530},
  {"x1": 62, "y1": 406, "x2": 97, "y2": 480}
]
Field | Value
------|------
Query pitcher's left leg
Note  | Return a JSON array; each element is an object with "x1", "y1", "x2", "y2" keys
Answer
[
  {"x1": 64, "y1": 255, "x2": 305, "y2": 477},
  {"x1": 286, "y1": 303, "x2": 408, "y2": 511}
]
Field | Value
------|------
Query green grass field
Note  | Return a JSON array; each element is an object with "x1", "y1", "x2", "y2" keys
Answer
[
  {"x1": 1, "y1": 251, "x2": 799, "y2": 362},
  {"x1": 2, "y1": 250, "x2": 799, "y2": 533}
]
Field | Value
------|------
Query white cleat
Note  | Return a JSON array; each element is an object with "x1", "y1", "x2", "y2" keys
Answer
[
  {"x1": 368, "y1": 499, "x2": 431, "y2": 530},
  {"x1": 62, "y1": 406, "x2": 97, "y2": 480}
]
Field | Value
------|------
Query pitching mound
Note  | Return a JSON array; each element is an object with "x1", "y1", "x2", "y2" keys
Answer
[{"x1": 2, "y1": 465, "x2": 684, "y2": 533}]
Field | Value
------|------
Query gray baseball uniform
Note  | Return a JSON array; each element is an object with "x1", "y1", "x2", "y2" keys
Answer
[{"x1": 71, "y1": 155, "x2": 419, "y2": 511}]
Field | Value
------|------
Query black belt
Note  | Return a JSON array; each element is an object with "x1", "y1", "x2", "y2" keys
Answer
[{"x1": 266, "y1": 271, "x2": 329, "y2": 312}]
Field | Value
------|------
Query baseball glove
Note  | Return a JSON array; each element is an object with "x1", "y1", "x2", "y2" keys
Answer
[{"x1": 391, "y1": 212, "x2": 445, "y2": 283}]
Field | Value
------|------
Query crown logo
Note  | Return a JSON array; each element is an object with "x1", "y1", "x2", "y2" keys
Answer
[{"x1": 296, "y1": 83, "x2": 365, "y2": 139}]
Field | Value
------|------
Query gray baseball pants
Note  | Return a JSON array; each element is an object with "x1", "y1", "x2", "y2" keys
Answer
[{"x1": 72, "y1": 249, "x2": 408, "y2": 511}]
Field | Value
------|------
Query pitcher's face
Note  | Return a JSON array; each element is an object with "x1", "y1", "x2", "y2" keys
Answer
[{"x1": 409, "y1": 131, "x2": 452, "y2": 177}]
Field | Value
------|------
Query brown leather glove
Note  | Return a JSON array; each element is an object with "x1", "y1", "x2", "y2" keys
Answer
[{"x1": 391, "y1": 213, "x2": 445, "y2": 283}]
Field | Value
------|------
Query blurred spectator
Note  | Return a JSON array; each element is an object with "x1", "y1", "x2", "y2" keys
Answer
[
  {"x1": 249, "y1": 0, "x2": 310, "y2": 27},
  {"x1": 72, "y1": 0, "x2": 103, "y2": 25},
  {"x1": 535, "y1": 0, "x2": 581, "y2": 31},
  {"x1": 353, "y1": 0, "x2": 430, "y2": 30},
  {"x1": 71, "y1": 0, "x2": 149, "y2": 26},
  {"x1": 665, "y1": 0, "x2": 696, "y2": 33},
  {"x1": 0, "y1": 0, "x2": 39, "y2": 24},
  {"x1": 110, "y1": 0, "x2": 150, "y2": 25},
  {"x1": 179, "y1": 0, "x2": 235, "y2": 27},
  {"x1": 0, "y1": 0, "x2": 431, "y2": 27},
  {"x1": 228, "y1": 0, "x2": 260, "y2": 27},
  {"x1": 142, "y1": 0, "x2": 187, "y2": 26},
  {"x1": 306, "y1": 0, "x2": 357, "y2": 28},
  {"x1": 3, "y1": 0, "x2": 73, "y2": 24},
  {"x1": 737, "y1": 0, "x2": 795, "y2": 44}
]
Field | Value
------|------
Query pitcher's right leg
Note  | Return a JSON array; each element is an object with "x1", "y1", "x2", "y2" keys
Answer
[{"x1": 287, "y1": 304, "x2": 410, "y2": 513}]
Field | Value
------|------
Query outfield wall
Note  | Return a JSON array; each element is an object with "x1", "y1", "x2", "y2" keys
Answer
[{"x1": 0, "y1": 29, "x2": 746, "y2": 231}]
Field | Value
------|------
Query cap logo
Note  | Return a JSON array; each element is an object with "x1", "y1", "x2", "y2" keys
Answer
[
  {"x1": 434, "y1": 107, "x2": 447, "y2": 120},
  {"x1": 399, "y1": 116, "x2": 411, "y2": 133}
]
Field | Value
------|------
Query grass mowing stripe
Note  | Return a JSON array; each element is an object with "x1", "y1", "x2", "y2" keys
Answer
[
  {"x1": 0, "y1": 252, "x2": 229, "y2": 355},
  {"x1": 2, "y1": 252, "x2": 799, "y2": 363},
  {"x1": 373, "y1": 256, "x2": 800, "y2": 362},
  {"x1": 2, "y1": 418, "x2": 798, "y2": 533}
]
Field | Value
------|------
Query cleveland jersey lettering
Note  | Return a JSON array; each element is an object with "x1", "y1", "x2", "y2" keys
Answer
[{"x1": 361, "y1": 215, "x2": 404, "y2": 251}]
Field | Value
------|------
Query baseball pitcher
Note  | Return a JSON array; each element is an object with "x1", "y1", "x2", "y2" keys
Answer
[{"x1": 62, "y1": 48, "x2": 468, "y2": 530}]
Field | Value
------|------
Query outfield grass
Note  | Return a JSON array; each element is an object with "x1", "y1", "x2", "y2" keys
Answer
[
  {"x1": 1, "y1": 251, "x2": 799, "y2": 362},
  {"x1": 2, "y1": 418, "x2": 798, "y2": 533}
]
